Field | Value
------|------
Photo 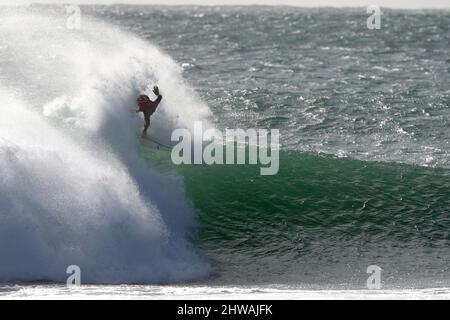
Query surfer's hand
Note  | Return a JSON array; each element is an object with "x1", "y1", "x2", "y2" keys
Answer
[{"x1": 153, "y1": 86, "x2": 160, "y2": 96}]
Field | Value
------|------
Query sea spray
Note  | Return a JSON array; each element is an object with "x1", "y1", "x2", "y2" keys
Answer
[{"x1": 0, "y1": 8, "x2": 212, "y2": 283}]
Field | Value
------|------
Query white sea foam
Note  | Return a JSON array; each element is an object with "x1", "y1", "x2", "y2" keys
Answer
[
  {"x1": 1, "y1": 284, "x2": 450, "y2": 300},
  {"x1": 0, "y1": 8, "x2": 212, "y2": 283}
]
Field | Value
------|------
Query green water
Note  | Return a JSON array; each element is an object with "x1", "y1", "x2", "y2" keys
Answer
[{"x1": 141, "y1": 146, "x2": 450, "y2": 288}]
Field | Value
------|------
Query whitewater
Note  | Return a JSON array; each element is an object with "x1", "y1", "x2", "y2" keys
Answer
[{"x1": 0, "y1": 7, "x2": 212, "y2": 283}]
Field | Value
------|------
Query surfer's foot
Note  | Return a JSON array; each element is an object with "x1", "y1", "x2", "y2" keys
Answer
[{"x1": 141, "y1": 132, "x2": 147, "y2": 138}]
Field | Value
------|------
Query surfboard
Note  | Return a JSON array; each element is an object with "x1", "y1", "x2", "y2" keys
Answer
[{"x1": 140, "y1": 135, "x2": 172, "y2": 151}]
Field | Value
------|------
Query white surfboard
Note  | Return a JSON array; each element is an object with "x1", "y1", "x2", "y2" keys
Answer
[{"x1": 140, "y1": 136, "x2": 172, "y2": 151}]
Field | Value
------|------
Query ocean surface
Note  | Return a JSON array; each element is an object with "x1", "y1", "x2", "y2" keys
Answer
[{"x1": 0, "y1": 5, "x2": 449, "y2": 298}]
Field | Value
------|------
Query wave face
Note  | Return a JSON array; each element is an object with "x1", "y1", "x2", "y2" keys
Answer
[
  {"x1": 179, "y1": 151, "x2": 450, "y2": 288},
  {"x1": 0, "y1": 7, "x2": 212, "y2": 283}
]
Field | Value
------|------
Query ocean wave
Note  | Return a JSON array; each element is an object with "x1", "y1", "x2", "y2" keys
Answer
[{"x1": 0, "y1": 8, "x2": 212, "y2": 283}]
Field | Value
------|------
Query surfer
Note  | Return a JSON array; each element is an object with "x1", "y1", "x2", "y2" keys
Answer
[{"x1": 136, "y1": 86, "x2": 163, "y2": 137}]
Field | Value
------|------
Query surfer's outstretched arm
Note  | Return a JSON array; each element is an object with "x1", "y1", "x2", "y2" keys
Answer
[
  {"x1": 154, "y1": 94, "x2": 162, "y2": 105},
  {"x1": 152, "y1": 86, "x2": 162, "y2": 106}
]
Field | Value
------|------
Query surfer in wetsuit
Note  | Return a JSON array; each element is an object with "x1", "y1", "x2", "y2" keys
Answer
[{"x1": 136, "y1": 86, "x2": 163, "y2": 137}]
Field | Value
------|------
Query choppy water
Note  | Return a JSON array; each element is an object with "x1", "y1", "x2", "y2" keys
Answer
[{"x1": 0, "y1": 5, "x2": 449, "y2": 295}]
